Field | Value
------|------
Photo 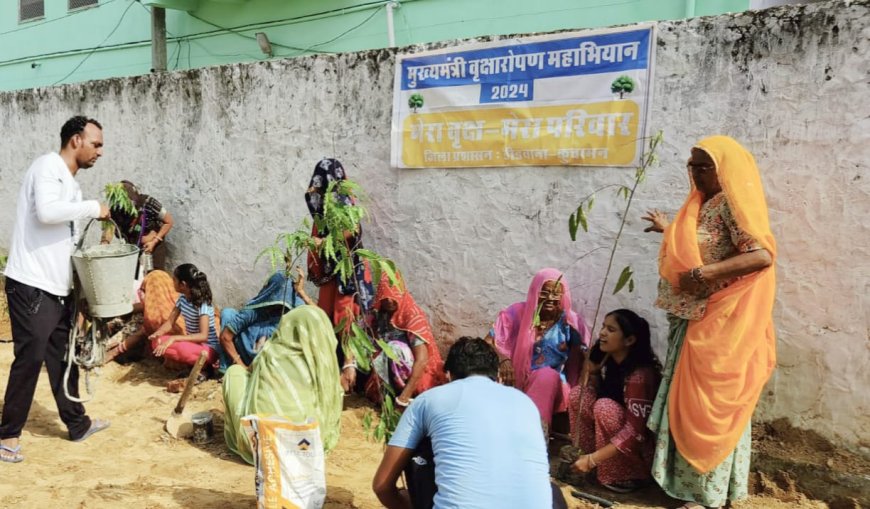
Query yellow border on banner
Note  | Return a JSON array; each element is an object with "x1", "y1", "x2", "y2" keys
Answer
[{"x1": 402, "y1": 100, "x2": 640, "y2": 168}]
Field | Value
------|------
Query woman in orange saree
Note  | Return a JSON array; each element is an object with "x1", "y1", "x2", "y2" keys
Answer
[
  {"x1": 641, "y1": 136, "x2": 776, "y2": 508},
  {"x1": 106, "y1": 270, "x2": 185, "y2": 362}
]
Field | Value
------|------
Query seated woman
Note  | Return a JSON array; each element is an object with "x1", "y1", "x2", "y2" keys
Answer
[
  {"x1": 569, "y1": 309, "x2": 661, "y2": 493},
  {"x1": 364, "y1": 272, "x2": 446, "y2": 407},
  {"x1": 222, "y1": 305, "x2": 343, "y2": 465},
  {"x1": 106, "y1": 270, "x2": 185, "y2": 362},
  {"x1": 486, "y1": 268, "x2": 590, "y2": 435},
  {"x1": 219, "y1": 268, "x2": 313, "y2": 372}
]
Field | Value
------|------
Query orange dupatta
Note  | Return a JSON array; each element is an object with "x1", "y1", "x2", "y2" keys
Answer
[
  {"x1": 141, "y1": 270, "x2": 185, "y2": 336},
  {"x1": 373, "y1": 271, "x2": 446, "y2": 394},
  {"x1": 659, "y1": 136, "x2": 777, "y2": 473}
]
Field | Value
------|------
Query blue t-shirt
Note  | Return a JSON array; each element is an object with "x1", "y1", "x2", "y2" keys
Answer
[
  {"x1": 175, "y1": 295, "x2": 220, "y2": 350},
  {"x1": 389, "y1": 376, "x2": 552, "y2": 509}
]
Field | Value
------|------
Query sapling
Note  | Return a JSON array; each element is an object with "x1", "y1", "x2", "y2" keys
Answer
[
  {"x1": 102, "y1": 183, "x2": 137, "y2": 236},
  {"x1": 568, "y1": 131, "x2": 663, "y2": 329},
  {"x1": 257, "y1": 178, "x2": 402, "y2": 441}
]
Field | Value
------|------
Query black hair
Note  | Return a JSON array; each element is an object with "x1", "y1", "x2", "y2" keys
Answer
[
  {"x1": 444, "y1": 337, "x2": 499, "y2": 381},
  {"x1": 174, "y1": 263, "x2": 213, "y2": 308},
  {"x1": 60, "y1": 116, "x2": 102, "y2": 148},
  {"x1": 605, "y1": 309, "x2": 661, "y2": 375}
]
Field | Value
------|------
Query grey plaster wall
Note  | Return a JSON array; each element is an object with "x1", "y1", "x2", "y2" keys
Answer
[{"x1": 1, "y1": 1, "x2": 867, "y2": 450}]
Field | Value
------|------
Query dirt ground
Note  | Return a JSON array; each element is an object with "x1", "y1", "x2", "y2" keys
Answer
[{"x1": 0, "y1": 291, "x2": 851, "y2": 508}]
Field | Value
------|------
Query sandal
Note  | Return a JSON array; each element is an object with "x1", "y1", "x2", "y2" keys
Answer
[
  {"x1": 0, "y1": 444, "x2": 24, "y2": 463},
  {"x1": 71, "y1": 419, "x2": 111, "y2": 442}
]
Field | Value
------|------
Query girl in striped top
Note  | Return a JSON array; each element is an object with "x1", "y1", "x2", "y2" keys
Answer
[{"x1": 149, "y1": 263, "x2": 220, "y2": 372}]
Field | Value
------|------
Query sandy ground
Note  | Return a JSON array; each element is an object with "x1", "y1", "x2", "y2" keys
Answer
[{"x1": 0, "y1": 292, "x2": 839, "y2": 508}]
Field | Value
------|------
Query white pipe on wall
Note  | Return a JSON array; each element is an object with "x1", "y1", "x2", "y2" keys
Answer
[{"x1": 386, "y1": 1, "x2": 398, "y2": 47}]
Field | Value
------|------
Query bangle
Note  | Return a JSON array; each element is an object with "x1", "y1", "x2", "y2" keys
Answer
[
  {"x1": 499, "y1": 358, "x2": 512, "y2": 365},
  {"x1": 395, "y1": 397, "x2": 413, "y2": 407},
  {"x1": 341, "y1": 363, "x2": 357, "y2": 371},
  {"x1": 116, "y1": 341, "x2": 127, "y2": 354},
  {"x1": 588, "y1": 454, "x2": 597, "y2": 468}
]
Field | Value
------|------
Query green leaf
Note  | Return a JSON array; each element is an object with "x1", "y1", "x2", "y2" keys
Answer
[
  {"x1": 374, "y1": 423, "x2": 384, "y2": 442},
  {"x1": 532, "y1": 300, "x2": 544, "y2": 328},
  {"x1": 376, "y1": 339, "x2": 400, "y2": 362},
  {"x1": 348, "y1": 339, "x2": 370, "y2": 373},
  {"x1": 628, "y1": 278, "x2": 635, "y2": 293},
  {"x1": 337, "y1": 257, "x2": 352, "y2": 286},
  {"x1": 613, "y1": 266, "x2": 633, "y2": 295},
  {"x1": 103, "y1": 183, "x2": 137, "y2": 217},
  {"x1": 578, "y1": 205, "x2": 588, "y2": 232},
  {"x1": 568, "y1": 213, "x2": 579, "y2": 241},
  {"x1": 354, "y1": 248, "x2": 379, "y2": 260},
  {"x1": 322, "y1": 235, "x2": 336, "y2": 263},
  {"x1": 254, "y1": 245, "x2": 280, "y2": 271},
  {"x1": 362, "y1": 410, "x2": 373, "y2": 432},
  {"x1": 381, "y1": 260, "x2": 399, "y2": 287},
  {"x1": 351, "y1": 323, "x2": 376, "y2": 354},
  {"x1": 334, "y1": 316, "x2": 348, "y2": 336},
  {"x1": 587, "y1": 194, "x2": 595, "y2": 211}
]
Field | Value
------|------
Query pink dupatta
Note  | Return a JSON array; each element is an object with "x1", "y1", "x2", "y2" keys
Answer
[{"x1": 493, "y1": 268, "x2": 591, "y2": 391}]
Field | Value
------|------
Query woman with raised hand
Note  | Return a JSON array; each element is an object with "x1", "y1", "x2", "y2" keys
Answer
[{"x1": 641, "y1": 136, "x2": 776, "y2": 509}]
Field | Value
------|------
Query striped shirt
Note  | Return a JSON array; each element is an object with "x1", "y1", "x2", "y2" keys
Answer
[{"x1": 175, "y1": 295, "x2": 219, "y2": 350}]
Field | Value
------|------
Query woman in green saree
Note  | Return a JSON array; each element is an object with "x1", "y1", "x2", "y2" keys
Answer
[{"x1": 222, "y1": 305, "x2": 343, "y2": 464}]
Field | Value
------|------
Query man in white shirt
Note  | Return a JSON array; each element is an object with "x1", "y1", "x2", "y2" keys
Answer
[{"x1": 1, "y1": 116, "x2": 112, "y2": 463}]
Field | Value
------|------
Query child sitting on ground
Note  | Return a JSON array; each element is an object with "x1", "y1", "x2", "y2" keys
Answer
[
  {"x1": 568, "y1": 309, "x2": 661, "y2": 493},
  {"x1": 149, "y1": 263, "x2": 221, "y2": 380}
]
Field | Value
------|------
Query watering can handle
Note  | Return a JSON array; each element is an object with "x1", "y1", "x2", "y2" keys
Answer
[{"x1": 76, "y1": 218, "x2": 125, "y2": 252}]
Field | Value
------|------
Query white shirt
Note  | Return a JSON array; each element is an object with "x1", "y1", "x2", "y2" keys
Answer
[{"x1": 4, "y1": 152, "x2": 101, "y2": 296}]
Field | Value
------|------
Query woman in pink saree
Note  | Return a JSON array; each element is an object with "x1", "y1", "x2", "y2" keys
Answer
[{"x1": 486, "y1": 268, "x2": 591, "y2": 433}]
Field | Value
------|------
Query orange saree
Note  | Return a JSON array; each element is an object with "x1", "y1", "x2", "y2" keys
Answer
[{"x1": 659, "y1": 135, "x2": 777, "y2": 473}]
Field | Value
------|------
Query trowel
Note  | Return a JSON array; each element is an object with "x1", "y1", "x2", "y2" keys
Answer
[{"x1": 165, "y1": 350, "x2": 209, "y2": 439}]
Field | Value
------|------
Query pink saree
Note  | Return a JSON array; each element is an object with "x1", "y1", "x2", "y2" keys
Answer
[{"x1": 492, "y1": 268, "x2": 590, "y2": 425}]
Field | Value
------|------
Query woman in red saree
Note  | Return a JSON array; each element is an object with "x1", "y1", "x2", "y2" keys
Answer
[{"x1": 365, "y1": 272, "x2": 446, "y2": 407}]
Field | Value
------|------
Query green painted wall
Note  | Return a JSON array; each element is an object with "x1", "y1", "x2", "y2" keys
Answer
[{"x1": 0, "y1": 0, "x2": 750, "y2": 92}]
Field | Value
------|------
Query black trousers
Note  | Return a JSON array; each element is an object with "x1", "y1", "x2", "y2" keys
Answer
[{"x1": 0, "y1": 278, "x2": 91, "y2": 440}]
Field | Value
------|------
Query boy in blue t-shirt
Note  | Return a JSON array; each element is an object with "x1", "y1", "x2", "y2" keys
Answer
[{"x1": 373, "y1": 337, "x2": 565, "y2": 509}]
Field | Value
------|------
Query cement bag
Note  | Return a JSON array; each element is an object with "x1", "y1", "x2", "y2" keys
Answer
[{"x1": 242, "y1": 415, "x2": 326, "y2": 509}]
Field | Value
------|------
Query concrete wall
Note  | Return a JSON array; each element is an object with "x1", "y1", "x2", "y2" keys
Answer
[{"x1": 1, "y1": 1, "x2": 868, "y2": 450}]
